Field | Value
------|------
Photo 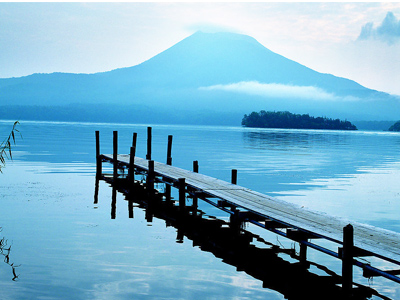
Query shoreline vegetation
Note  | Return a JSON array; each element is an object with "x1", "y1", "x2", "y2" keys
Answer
[{"x1": 242, "y1": 111, "x2": 358, "y2": 130}]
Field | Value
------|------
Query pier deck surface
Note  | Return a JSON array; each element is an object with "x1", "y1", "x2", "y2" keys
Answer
[{"x1": 105, "y1": 154, "x2": 400, "y2": 264}]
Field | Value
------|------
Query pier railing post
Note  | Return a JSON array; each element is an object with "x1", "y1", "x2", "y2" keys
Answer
[
  {"x1": 146, "y1": 127, "x2": 152, "y2": 160},
  {"x1": 193, "y1": 161, "x2": 199, "y2": 173},
  {"x1": 95, "y1": 131, "x2": 102, "y2": 178},
  {"x1": 342, "y1": 224, "x2": 354, "y2": 293},
  {"x1": 167, "y1": 135, "x2": 173, "y2": 165},
  {"x1": 113, "y1": 131, "x2": 118, "y2": 183},
  {"x1": 179, "y1": 178, "x2": 186, "y2": 211},
  {"x1": 231, "y1": 169, "x2": 237, "y2": 185}
]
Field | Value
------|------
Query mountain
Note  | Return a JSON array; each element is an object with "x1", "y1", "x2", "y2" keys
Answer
[{"x1": 1, "y1": 31, "x2": 399, "y2": 124}]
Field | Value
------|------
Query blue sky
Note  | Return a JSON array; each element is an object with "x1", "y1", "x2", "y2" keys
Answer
[{"x1": 1, "y1": 2, "x2": 400, "y2": 95}]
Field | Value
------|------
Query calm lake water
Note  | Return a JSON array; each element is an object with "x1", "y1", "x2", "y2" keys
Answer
[{"x1": 1, "y1": 120, "x2": 400, "y2": 299}]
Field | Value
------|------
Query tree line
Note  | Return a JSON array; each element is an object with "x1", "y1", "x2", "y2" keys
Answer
[{"x1": 242, "y1": 111, "x2": 357, "y2": 130}]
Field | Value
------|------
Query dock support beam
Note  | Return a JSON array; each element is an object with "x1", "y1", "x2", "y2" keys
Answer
[
  {"x1": 113, "y1": 131, "x2": 118, "y2": 183},
  {"x1": 146, "y1": 127, "x2": 152, "y2": 160},
  {"x1": 342, "y1": 224, "x2": 354, "y2": 293},
  {"x1": 179, "y1": 178, "x2": 186, "y2": 211}
]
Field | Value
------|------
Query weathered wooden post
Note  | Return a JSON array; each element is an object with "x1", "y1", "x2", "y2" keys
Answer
[
  {"x1": 132, "y1": 132, "x2": 137, "y2": 149},
  {"x1": 193, "y1": 160, "x2": 199, "y2": 173},
  {"x1": 192, "y1": 161, "x2": 198, "y2": 211},
  {"x1": 146, "y1": 127, "x2": 152, "y2": 160},
  {"x1": 167, "y1": 135, "x2": 173, "y2": 165},
  {"x1": 231, "y1": 169, "x2": 237, "y2": 185},
  {"x1": 129, "y1": 132, "x2": 137, "y2": 192},
  {"x1": 164, "y1": 135, "x2": 173, "y2": 202},
  {"x1": 147, "y1": 160, "x2": 155, "y2": 197},
  {"x1": 342, "y1": 224, "x2": 354, "y2": 293},
  {"x1": 179, "y1": 178, "x2": 186, "y2": 211},
  {"x1": 113, "y1": 131, "x2": 118, "y2": 183},
  {"x1": 128, "y1": 146, "x2": 136, "y2": 189},
  {"x1": 95, "y1": 131, "x2": 102, "y2": 178}
]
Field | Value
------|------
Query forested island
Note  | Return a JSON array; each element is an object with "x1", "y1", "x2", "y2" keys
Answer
[
  {"x1": 388, "y1": 121, "x2": 400, "y2": 132},
  {"x1": 242, "y1": 111, "x2": 357, "y2": 130}
]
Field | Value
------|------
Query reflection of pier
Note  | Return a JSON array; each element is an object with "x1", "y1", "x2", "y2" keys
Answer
[
  {"x1": 95, "y1": 129, "x2": 400, "y2": 299},
  {"x1": 96, "y1": 177, "x2": 379, "y2": 300}
]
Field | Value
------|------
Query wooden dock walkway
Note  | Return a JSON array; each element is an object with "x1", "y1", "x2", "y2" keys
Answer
[
  {"x1": 96, "y1": 129, "x2": 400, "y2": 294},
  {"x1": 106, "y1": 154, "x2": 400, "y2": 264}
]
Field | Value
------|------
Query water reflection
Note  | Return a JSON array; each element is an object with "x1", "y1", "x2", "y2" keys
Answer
[
  {"x1": 243, "y1": 130, "x2": 350, "y2": 151},
  {"x1": 96, "y1": 177, "x2": 385, "y2": 300}
]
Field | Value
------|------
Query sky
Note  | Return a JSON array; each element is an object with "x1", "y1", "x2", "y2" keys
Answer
[{"x1": 1, "y1": 2, "x2": 400, "y2": 95}]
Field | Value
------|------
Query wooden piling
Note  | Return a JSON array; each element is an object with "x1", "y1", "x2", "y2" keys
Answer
[
  {"x1": 167, "y1": 135, "x2": 173, "y2": 165},
  {"x1": 128, "y1": 146, "x2": 136, "y2": 189},
  {"x1": 193, "y1": 161, "x2": 199, "y2": 173},
  {"x1": 342, "y1": 224, "x2": 354, "y2": 293},
  {"x1": 113, "y1": 131, "x2": 118, "y2": 182},
  {"x1": 146, "y1": 127, "x2": 152, "y2": 160},
  {"x1": 95, "y1": 131, "x2": 102, "y2": 178},
  {"x1": 231, "y1": 169, "x2": 237, "y2": 185},
  {"x1": 147, "y1": 160, "x2": 155, "y2": 197},
  {"x1": 192, "y1": 161, "x2": 199, "y2": 211},
  {"x1": 179, "y1": 178, "x2": 186, "y2": 211},
  {"x1": 132, "y1": 132, "x2": 137, "y2": 149}
]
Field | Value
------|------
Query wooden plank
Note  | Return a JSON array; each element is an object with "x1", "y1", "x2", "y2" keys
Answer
[{"x1": 104, "y1": 154, "x2": 400, "y2": 264}]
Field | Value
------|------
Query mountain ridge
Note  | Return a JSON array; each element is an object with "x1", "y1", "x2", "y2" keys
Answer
[{"x1": 0, "y1": 31, "x2": 398, "y2": 123}]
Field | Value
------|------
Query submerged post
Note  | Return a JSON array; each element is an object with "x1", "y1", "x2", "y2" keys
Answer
[
  {"x1": 167, "y1": 135, "x2": 173, "y2": 165},
  {"x1": 95, "y1": 131, "x2": 102, "y2": 178},
  {"x1": 193, "y1": 161, "x2": 199, "y2": 173},
  {"x1": 342, "y1": 224, "x2": 354, "y2": 293},
  {"x1": 146, "y1": 127, "x2": 152, "y2": 160},
  {"x1": 113, "y1": 131, "x2": 118, "y2": 183},
  {"x1": 179, "y1": 178, "x2": 186, "y2": 211},
  {"x1": 231, "y1": 169, "x2": 237, "y2": 185}
]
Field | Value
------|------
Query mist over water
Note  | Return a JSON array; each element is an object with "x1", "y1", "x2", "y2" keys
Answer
[{"x1": 1, "y1": 120, "x2": 400, "y2": 299}]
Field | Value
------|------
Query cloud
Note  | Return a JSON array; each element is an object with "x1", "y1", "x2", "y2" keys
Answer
[
  {"x1": 358, "y1": 12, "x2": 400, "y2": 45},
  {"x1": 186, "y1": 22, "x2": 240, "y2": 34},
  {"x1": 199, "y1": 81, "x2": 358, "y2": 102}
]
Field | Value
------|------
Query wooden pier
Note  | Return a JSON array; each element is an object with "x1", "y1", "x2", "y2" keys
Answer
[{"x1": 96, "y1": 129, "x2": 400, "y2": 295}]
